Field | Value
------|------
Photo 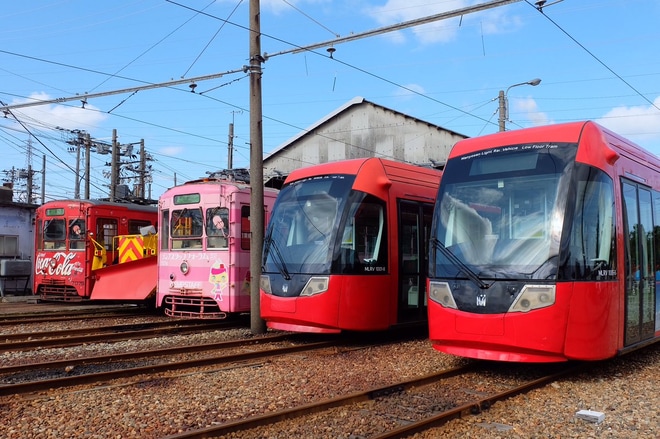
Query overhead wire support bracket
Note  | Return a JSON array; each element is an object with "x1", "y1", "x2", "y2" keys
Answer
[
  {"x1": 0, "y1": 67, "x2": 248, "y2": 112},
  {"x1": 263, "y1": 0, "x2": 522, "y2": 60}
]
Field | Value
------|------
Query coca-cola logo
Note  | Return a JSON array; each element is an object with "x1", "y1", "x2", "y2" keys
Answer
[{"x1": 35, "y1": 252, "x2": 83, "y2": 276}]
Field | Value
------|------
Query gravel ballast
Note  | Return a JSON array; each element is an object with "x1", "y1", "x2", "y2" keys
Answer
[{"x1": 1, "y1": 325, "x2": 658, "y2": 438}]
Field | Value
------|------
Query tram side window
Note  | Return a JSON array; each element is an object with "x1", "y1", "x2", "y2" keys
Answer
[
  {"x1": 68, "y1": 219, "x2": 86, "y2": 250},
  {"x1": 128, "y1": 220, "x2": 154, "y2": 235},
  {"x1": 207, "y1": 207, "x2": 229, "y2": 249},
  {"x1": 565, "y1": 168, "x2": 615, "y2": 280},
  {"x1": 334, "y1": 194, "x2": 387, "y2": 273},
  {"x1": 43, "y1": 219, "x2": 66, "y2": 250},
  {"x1": 161, "y1": 209, "x2": 169, "y2": 250},
  {"x1": 171, "y1": 208, "x2": 203, "y2": 249},
  {"x1": 241, "y1": 206, "x2": 251, "y2": 250},
  {"x1": 97, "y1": 219, "x2": 118, "y2": 251}
]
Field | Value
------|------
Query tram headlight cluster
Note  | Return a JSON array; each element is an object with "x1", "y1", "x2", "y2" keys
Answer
[
  {"x1": 300, "y1": 277, "x2": 329, "y2": 297},
  {"x1": 508, "y1": 285, "x2": 555, "y2": 313},
  {"x1": 260, "y1": 275, "x2": 272, "y2": 294},
  {"x1": 429, "y1": 282, "x2": 457, "y2": 309}
]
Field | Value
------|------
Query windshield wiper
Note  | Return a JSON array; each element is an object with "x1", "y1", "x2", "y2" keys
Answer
[
  {"x1": 264, "y1": 233, "x2": 291, "y2": 280},
  {"x1": 431, "y1": 238, "x2": 491, "y2": 289}
]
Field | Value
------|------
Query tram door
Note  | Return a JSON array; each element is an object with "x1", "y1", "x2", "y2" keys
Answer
[
  {"x1": 622, "y1": 181, "x2": 656, "y2": 345},
  {"x1": 398, "y1": 201, "x2": 434, "y2": 322}
]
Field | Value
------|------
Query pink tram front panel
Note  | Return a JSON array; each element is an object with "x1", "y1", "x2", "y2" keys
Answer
[
  {"x1": 34, "y1": 200, "x2": 157, "y2": 301},
  {"x1": 428, "y1": 121, "x2": 660, "y2": 362},
  {"x1": 157, "y1": 178, "x2": 277, "y2": 319}
]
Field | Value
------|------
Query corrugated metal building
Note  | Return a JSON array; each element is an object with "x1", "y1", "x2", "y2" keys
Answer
[
  {"x1": 0, "y1": 184, "x2": 37, "y2": 297},
  {"x1": 263, "y1": 96, "x2": 467, "y2": 186}
]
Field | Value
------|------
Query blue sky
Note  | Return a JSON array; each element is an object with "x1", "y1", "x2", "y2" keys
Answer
[{"x1": 1, "y1": 0, "x2": 659, "y2": 202}]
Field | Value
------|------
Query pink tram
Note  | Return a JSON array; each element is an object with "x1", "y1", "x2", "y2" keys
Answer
[
  {"x1": 34, "y1": 199, "x2": 158, "y2": 302},
  {"x1": 428, "y1": 121, "x2": 660, "y2": 362},
  {"x1": 260, "y1": 158, "x2": 442, "y2": 333},
  {"x1": 157, "y1": 170, "x2": 278, "y2": 319}
]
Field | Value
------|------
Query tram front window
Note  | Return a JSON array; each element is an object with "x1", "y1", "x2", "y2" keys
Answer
[
  {"x1": 43, "y1": 219, "x2": 66, "y2": 250},
  {"x1": 431, "y1": 144, "x2": 578, "y2": 280},
  {"x1": 264, "y1": 175, "x2": 353, "y2": 275},
  {"x1": 171, "y1": 208, "x2": 203, "y2": 249}
]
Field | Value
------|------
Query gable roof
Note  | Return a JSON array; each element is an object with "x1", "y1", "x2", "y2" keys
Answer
[{"x1": 264, "y1": 96, "x2": 467, "y2": 161}]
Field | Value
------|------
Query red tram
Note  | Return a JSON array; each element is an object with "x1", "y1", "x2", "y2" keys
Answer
[
  {"x1": 428, "y1": 121, "x2": 660, "y2": 362},
  {"x1": 260, "y1": 158, "x2": 441, "y2": 333},
  {"x1": 34, "y1": 199, "x2": 158, "y2": 302}
]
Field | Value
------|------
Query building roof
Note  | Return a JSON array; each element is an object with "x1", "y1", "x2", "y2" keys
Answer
[{"x1": 264, "y1": 96, "x2": 467, "y2": 161}]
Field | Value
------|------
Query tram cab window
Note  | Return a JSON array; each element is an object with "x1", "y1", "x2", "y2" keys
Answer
[
  {"x1": 43, "y1": 219, "x2": 66, "y2": 250},
  {"x1": 333, "y1": 194, "x2": 387, "y2": 274},
  {"x1": 171, "y1": 208, "x2": 203, "y2": 249},
  {"x1": 207, "y1": 207, "x2": 229, "y2": 249},
  {"x1": 68, "y1": 219, "x2": 86, "y2": 250},
  {"x1": 563, "y1": 166, "x2": 615, "y2": 280}
]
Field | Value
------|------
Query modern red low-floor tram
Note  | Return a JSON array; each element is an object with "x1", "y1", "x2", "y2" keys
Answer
[
  {"x1": 34, "y1": 199, "x2": 158, "y2": 302},
  {"x1": 260, "y1": 157, "x2": 442, "y2": 333},
  {"x1": 156, "y1": 170, "x2": 279, "y2": 319},
  {"x1": 427, "y1": 121, "x2": 660, "y2": 362}
]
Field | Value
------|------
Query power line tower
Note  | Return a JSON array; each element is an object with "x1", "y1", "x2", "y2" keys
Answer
[
  {"x1": 2, "y1": 136, "x2": 39, "y2": 203},
  {"x1": 103, "y1": 132, "x2": 154, "y2": 202}
]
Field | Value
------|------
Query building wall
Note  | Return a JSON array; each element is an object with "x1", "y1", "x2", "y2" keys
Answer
[
  {"x1": 0, "y1": 204, "x2": 36, "y2": 294},
  {"x1": 264, "y1": 100, "x2": 466, "y2": 178}
]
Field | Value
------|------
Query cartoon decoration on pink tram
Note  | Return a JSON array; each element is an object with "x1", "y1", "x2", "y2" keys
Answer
[{"x1": 209, "y1": 259, "x2": 228, "y2": 301}]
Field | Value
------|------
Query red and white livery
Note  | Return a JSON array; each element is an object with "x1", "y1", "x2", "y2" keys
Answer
[
  {"x1": 34, "y1": 199, "x2": 158, "y2": 302},
  {"x1": 260, "y1": 158, "x2": 441, "y2": 333},
  {"x1": 428, "y1": 121, "x2": 660, "y2": 362}
]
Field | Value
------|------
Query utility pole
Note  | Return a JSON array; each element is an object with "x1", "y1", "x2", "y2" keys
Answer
[
  {"x1": 139, "y1": 139, "x2": 146, "y2": 199},
  {"x1": 41, "y1": 155, "x2": 45, "y2": 204},
  {"x1": 228, "y1": 122, "x2": 234, "y2": 169},
  {"x1": 111, "y1": 129, "x2": 118, "y2": 201},
  {"x1": 249, "y1": 0, "x2": 266, "y2": 334},
  {"x1": 74, "y1": 131, "x2": 82, "y2": 199},
  {"x1": 26, "y1": 164, "x2": 33, "y2": 204},
  {"x1": 84, "y1": 133, "x2": 91, "y2": 199}
]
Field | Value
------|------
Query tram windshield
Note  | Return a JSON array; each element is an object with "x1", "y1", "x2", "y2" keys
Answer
[
  {"x1": 431, "y1": 143, "x2": 579, "y2": 280},
  {"x1": 264, "y1": 174, "x2": 388, "y2": 275}
]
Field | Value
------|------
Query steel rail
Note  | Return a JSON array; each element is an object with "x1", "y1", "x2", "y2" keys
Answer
[{"x1": 0, "y1": 339, "x2": 339, "y2": 396}]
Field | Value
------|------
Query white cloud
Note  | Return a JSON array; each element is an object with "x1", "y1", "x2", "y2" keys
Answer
[
  {"x1": 214, "y1": 0, "x2": 328, "y2": 15},
  {"x1": 8, "y1": 92, "x2": 108, "y2": 132},
  {"x1": 364, "y1": 0, "x2": 523, "y2": 45},
  {"x1": 394, "y1": 83, "x2": 426, "y2": 100},
  {"x1": 160, "y1": 146, "x2": 185, "y2": 156},
  {"x1": 596, "y1": 96, "x2": 660, "y2": 148},
  {"x1": 511, "y1": 97, "x2": 552, "y2": 127}
]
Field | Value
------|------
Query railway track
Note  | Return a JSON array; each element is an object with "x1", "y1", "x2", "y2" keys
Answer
[
  {"x1": 0, "y1": 306, "x2": 146, "y2": 324},
  {"x1": 0, "y1": 319, "x2": 246, "y2": 351},
  {"x1": 0, "y1": 334, "x2": 380, "y2": 397},
  {"x1": 160, "y1": 361, "x2": 586, "y2": 439}
]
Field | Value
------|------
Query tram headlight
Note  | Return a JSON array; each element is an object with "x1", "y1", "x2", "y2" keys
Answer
[
  {"x1": 300, "y1": 276, "x2": 329, "y2": 297},
  {"x1": 260, "y1": 275, "x2": 272, "y2": 294},
  {"x1": 429, "y1": 281, "x2": 457, "y2": 309},
  {"x1": 180, "y1": 261, "x2": 190, "y2": 275},
  {"x1": 508, "y1": 285, "x2": 555, "y2": 313}
]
